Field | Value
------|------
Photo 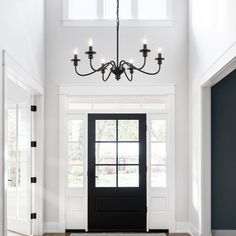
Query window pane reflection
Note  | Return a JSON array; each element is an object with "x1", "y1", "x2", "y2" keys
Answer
[
  {"x1": 118, "y1": 143, "x2": 139, "y2": 164},
  {"x1": 96, "y1": 143, "x2": 116, "y2": 164},
  {"x1": 118, "y1": 166, "x2": 139, "y2": 187},
  {"x1": 96, "y1": 166, "x2": 116, "y2": 187},
  {"x1": 96, "y1": 120, "x2": 116, "y2": 141},
  {"x1": 151, "y1": 166, "x2": 166, "y2": 188}
]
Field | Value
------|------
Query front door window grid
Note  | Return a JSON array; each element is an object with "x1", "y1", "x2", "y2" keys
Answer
[{"x1": 95, "y1": 119, "x2": 140, "y2": 188}]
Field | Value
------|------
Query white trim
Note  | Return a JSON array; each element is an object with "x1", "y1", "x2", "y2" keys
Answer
[
  {"x1": 212, "y1": 230, "x2": 236, "y2": 236},
  {"x1": 189, "y1": 223, "x2": 201, "y2": 236},
  {"x1": 199, "y1": 43, "x2": 236, "y2": 236},
  {"x1": 43, "y1": 222, "x2": 61, "y2": 233},
  {"x1": 59, "y1": 83, "x2": 176, "y2": 96},
  {"x1": 3, "y1": 51, "x2": 44, "y2": 236},
  {"x1": 58, "y1": 94, "x2": 67, "y2": 233}
]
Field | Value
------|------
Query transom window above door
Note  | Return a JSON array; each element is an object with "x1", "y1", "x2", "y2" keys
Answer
[{"x1": 63, "y1": 0, "x2": 172, "y2": 27}]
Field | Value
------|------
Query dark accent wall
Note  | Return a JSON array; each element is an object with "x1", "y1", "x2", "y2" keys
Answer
[{"x1": 212, "y1": 69, "x2": 236, "y2": 230}]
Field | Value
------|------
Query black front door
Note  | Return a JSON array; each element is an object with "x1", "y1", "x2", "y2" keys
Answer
[{"x1": 88, "y1": 114, "x2": 147, "y2": 231}]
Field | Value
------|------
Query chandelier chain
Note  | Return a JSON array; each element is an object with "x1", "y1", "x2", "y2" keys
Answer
[{"x1": 116, "y1": 0, "x2": 120, "y2": 66}]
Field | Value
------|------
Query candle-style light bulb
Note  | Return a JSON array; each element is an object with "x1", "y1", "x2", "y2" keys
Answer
[
  {"x1": 73, "y1": 48, "x2": 78, "y2": 56},
  {"x1": 129, "y1": 58, "x2": 134, "y2": 64},
  {"x1": 158, "y1": 47, "x2": 162, "y2": 57},
  {"x1": 88, "y1": 38, "x2": 93, "y2": 47},
  {"x1": 143, "y1": 36, "x2": 148, "y2": 45}
]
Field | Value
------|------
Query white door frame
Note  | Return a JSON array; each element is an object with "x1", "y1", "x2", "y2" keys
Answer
[
  {"x1": 2, "y1": 51, "x2": 44, "y2": 236},
  {"x1": 58, "y1": 83, "x2": 176, "y2": 233},
  {"x1": 201, "y1": 54, "x2": 236, "y2": 236}
]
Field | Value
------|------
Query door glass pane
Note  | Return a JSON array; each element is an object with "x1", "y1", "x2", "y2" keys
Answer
[
  {"x1": 96, "y1": 120, "x2": 116, "y2": 141},
  {"x1": 151, "y1": 166, "x2": 166, "y2": 188},
  {"x1": 8, "y1": 107, "x2": 17, "y2": 161},
  {"x1": 104, "y1": 0, "x2": 132, "y2": 19},
  {"x1": 68, "y1": 143, "x2": 83, "y2": 165},
  {"x1": 151, "y1": 120, "x2": 167, "y2": 142},
  {"x1": 68, "y1": 120, "x2": 84, "y2": 142},
  {"x1": 18, "y1": 162, "x2": 28, "y2": 220},
  {"x1": 118, "y1": 166, "x2": 139, "y2": 187},
  {"x1": 96, "y1": 143, "x2": 116, "y2": 164},
  {"x1": 68, "y1": 165, "x2": 83, "y2": 188},
  {"x1": 69, "y1": 0, "x2": 97, "y2": 19},
  {"x1": 8, "y1": 162, "x2": 17, "y2": 188},
  {"x1": 18, "y1": 103, "x2": 29, "y2": 162},
  {"x1": 151, "y1": 143, "x2": 166, "y2": 165},
  {"x1": 96, "y1": 166, "x2": 116, "y2": 187},
  {"x1": 118, "y1": 143, "x2": 139, "y2": 164},
  {"x1": 118, "y1": 120, "x2": 139, "y2": 141}
]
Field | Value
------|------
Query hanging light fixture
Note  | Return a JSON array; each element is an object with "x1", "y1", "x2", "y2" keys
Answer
[{"x1": 71, "y1": 0, "x2": 165, "y2": 82}]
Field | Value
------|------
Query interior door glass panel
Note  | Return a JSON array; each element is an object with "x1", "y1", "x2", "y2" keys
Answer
[
  {"x1": 8, "y1": 108, "x2": 17, "y2": 161},
  {"x1": 151, "y1": 120, "x2": 167, "y2": 142},
  {"x1": 118, "y1": 166, "x2": 139, "y2": 187},
  {"x1": 118, "y1": 143, "x2": 139, "y2": 164},
  {"x1": 151, "y1": 143, "x2": 166, "y2": 165},
  {"x1": 96, "y1": 143, "x2": 116, "y2": 164},
  {"x1": 96, "y1": 165, "x2": 116, "y2": 187},
  {"x1": 118, "y1": 120, "x2": 139, "y2": 141},
  {"x1": 8, "y1": 162, "x2": 17, "y2": 188},
  {"x1": 96, "y1": 120, "x2": 116, "y2": 141},
  {"x1": 151, "y1": 166, "x2": 166, "y2": 188}
]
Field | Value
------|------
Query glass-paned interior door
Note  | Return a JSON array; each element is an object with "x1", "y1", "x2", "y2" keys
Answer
[{"x1": 7, "y1": 79, "x2": 32, "y2": 235}]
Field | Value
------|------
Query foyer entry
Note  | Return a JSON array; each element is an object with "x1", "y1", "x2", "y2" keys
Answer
[{"x1": 88, "y1": 114, "x2": 147, "y2": 231}]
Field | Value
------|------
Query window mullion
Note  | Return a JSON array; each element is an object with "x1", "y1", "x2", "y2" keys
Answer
[{"x1": 97, "y1": 0, "x2": 103, "y2": 19}]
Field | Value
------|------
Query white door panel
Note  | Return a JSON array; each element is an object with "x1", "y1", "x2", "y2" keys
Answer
[{"x1": 7, "y1": 79, "x2": 32, "y2": 235}]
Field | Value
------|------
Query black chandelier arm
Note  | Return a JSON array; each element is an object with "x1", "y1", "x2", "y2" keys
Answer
[
  {"x1": 89, "y1": 59, "x2": 115, "y2": 72},
  {"x1": 137, "y1": 64, "x2": 162, "y2": 75},
  {"x1": 124, "y1": 70, "x2": 133, "y2": 82},
  {"x1": 102, "y1": 70, "x2": 112, "y2": 82},
  {"x1": 120, "y1": 57, "x2": 147, "y2": 71},
  {"x1": 89, "y1": 59, "x2": 99, "y2": 72},
  {"x1": 74, "y1": 66, "x2": 98, "y2": 77}
]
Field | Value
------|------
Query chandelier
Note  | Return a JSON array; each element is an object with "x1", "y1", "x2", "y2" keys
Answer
[{"x1": 71, "y1": 0, "x2": 165, "y2": 82}]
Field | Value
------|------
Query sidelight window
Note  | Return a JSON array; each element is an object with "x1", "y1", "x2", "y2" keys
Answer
[
  {"x1": 150, "y1": 117, "x2": 167, "y2": 188},
  {"x1": 67, "y1": 119, "x2": 84, "y2": 188}
]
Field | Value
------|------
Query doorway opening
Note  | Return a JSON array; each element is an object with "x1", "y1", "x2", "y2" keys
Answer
[
  {"x1": 3, "y1": 51, "x2": 44, "y2": 236},
  {"x1": 58, "y1": 86, "x2": 176, "y2": 233}
]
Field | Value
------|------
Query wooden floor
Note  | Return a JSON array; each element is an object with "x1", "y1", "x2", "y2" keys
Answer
[{"x1": 44, "y1": 234, "x2": 190, "y2": 236}]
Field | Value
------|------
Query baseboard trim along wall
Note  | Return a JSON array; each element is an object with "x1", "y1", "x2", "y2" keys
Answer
[
  {"x1": 44, "y1": 222, "x2": 192, "y2": 234},
  {"x1": 44, "y1": 222, "x2": 62, "y2": 233},
  {"x1": 212, "y1": 231, "x2": 236, "y2": 236}
]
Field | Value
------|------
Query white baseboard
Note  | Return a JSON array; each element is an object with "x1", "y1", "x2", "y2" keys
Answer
[
  {"x1": 212, "y1": 230, "x2": 236, "y2": 236},
  {"x1": 43, "y1": 221, "x2": 200, "y2": 235},
  {"x1": 43, "y1": 222, "x2": 63, "y2": 233},
  {"x1": 175, "y1": 222, "x2": 190, "y2": 233}
]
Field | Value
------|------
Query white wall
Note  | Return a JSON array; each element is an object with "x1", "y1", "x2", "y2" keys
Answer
[
  {"x1": 189, "y1": 0, "x2": 236, "y2": 234},
  {"x1": 44, "y1": 0, "x2": 189, "y2": 228},
  {"x1": 0, "y1": 0, "x2": 45, "y2": 234}
]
